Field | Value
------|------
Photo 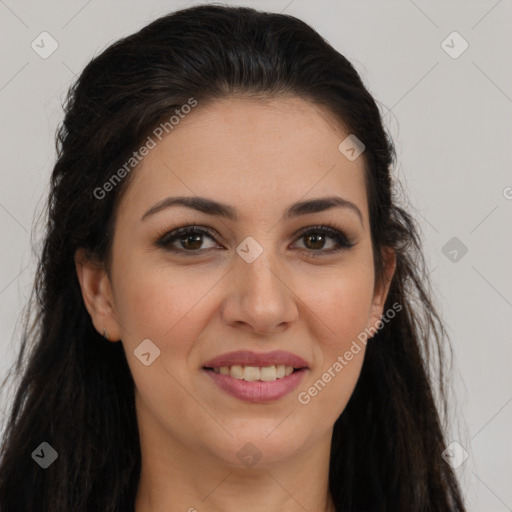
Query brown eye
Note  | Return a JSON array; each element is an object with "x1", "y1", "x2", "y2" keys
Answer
[
  {"x1": 293, "y1": 226, "x2": 355, "y2": 255},
  {"x1": 156, "y1": 224, "x2": 355, "y2": 257},
  {"x1": 303, "y1": 232, "x2": 328, "y2": 250},
  {"x1": 156, "y1": 226, "x2": 218, "y2": 254},
  {"x1": 178, "y1": 232, "x2": 204, "y2": 251}
]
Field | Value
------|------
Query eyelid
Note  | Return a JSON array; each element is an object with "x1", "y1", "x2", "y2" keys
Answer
[
  {"x1": 155, "y1": 222, "x2": 356, "y2": 255},
  {"x1": 154, "y1": 223, "x2": 219, "y2": 249},
  {"x1": 292, "y1": 223, "x2": 355, "y2": 256}
]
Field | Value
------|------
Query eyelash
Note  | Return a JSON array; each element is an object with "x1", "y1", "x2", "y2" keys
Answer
[{"x1": 155, "y1": 222, "x2": 355, "y2": 257}]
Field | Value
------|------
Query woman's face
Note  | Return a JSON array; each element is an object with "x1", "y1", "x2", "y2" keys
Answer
[{"x1": 79, "y1": 96, "x2": 394, "y2": 468}]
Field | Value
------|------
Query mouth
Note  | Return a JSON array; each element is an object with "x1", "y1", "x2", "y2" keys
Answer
[
  {"x1": 202, "y1": 364, "x2": 304, "y2": 382},
  {"x1": 201, "y1": 350, "x2": 309, "y2": 402},
  {"x1": 202, "y1": 366, "x2": 308, "y2": 402}
]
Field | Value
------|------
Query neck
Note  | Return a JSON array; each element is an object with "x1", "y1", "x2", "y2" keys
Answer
[{"x1": 134, "y1": 418, "x2": 335, "y2": 512}]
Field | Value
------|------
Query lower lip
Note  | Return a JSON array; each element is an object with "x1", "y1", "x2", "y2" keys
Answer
[{"x1": 203, "y1": 368, "x2": 308, "y2": 403}]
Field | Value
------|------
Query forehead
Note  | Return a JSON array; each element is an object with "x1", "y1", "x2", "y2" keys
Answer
[{"x1": 117, "y1": 96, "x2": 369, "y2": 224}]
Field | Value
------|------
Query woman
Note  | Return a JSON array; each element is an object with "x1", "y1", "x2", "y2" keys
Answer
[{"x1": 0, "y1": 4, "x2": 467, "y2": 511}]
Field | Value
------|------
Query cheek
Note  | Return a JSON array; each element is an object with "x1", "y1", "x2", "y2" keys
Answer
[
  {"x1": 293, "y1": 253, "x2": 374, "y2": 419},
  {"x1": 112, "y1": 240, "x2": 376, "y2": 366},
  {"x1": 294, "y1": 280, "x2": 373, "y2": 425},
  {"x1": 111, "y1": 258, "x2": 224, "y2": 395},
  {"x1": 111, "y1": 250, "x2": 216, "y2": 340},
  {"x1": 301, "y1": 258, "x2": 375, "y2": 347},
  {"x1": 109, "y1": 238, "x2": 376, "y2": 461},
  {"x1": 113, "y1": 263, "x2": 209, "y2": 419}
]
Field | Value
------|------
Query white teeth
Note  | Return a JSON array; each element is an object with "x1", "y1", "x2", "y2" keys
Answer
[
  {"x1": 243, "y1": 366, "x2": 261, "y2": 381},
  {"x1": 260, "y1": 366, "x2": 277, "y2": 381},
  {"x1": 212, "y1": 364, "x2": 296, "y2": 381},
  {"x1": 231, "y1": 365, "x2": 244, "y2": 379}
]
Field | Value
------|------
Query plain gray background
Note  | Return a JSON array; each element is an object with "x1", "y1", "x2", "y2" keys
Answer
[{"x1": 1, "y1": 1, "x2": 511, "y2": 510}]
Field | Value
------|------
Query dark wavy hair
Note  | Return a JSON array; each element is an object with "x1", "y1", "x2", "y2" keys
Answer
[{"x1": 0, "y1": 4, "x2": 466, "y2": 511}]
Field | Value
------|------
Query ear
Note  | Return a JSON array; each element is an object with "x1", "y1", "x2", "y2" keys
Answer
[
  {"x1": 74, "y1": 248, "x2": 121, "y2": 342},
  {"x1": 368, "y1": 247, "x2": 396, "y2": 334}
]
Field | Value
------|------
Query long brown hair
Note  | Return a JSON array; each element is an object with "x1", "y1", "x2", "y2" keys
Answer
[{"x1": 0, "y1": 5, "x2": 467, "y2": 511}]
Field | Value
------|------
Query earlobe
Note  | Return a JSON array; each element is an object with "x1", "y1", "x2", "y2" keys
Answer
[
  {"x1": 368, "y1": 247, "x2": 397, "y2": 334},
  {"x1": 74, "y1": 248, "x2": 121, "y2": 341}
]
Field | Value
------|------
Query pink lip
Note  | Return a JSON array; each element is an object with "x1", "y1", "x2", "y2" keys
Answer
[
  {"x1": 202, "y1": 350, "x2": 309, "y2": 369},
  {"x1": 203, "y1": 367, "x2": 308, "y2": 403}
]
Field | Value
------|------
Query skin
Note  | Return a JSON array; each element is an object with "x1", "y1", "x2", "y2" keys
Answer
[{"x1": 75, "y1": 96, "x2": 395, "y2": 512}]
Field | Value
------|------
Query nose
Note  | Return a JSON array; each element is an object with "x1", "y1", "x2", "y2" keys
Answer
[{"x1": 221, "y1": 245, "x2": 299, "y2": 335}]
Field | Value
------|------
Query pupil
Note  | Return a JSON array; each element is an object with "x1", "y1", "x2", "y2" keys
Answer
[
  {"x1": 179, "y1": 233, "x2": 327, "y2": 251},
  {"x1": 306, "y1": 234, "x2": 324, "y2": 250},
  {"x1": 182, "y1": 234, "x2": 202, "y2": 250}
]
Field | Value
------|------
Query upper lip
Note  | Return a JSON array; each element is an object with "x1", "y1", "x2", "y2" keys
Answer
[{"x1": 203, "y1": 350, "x2": 309, "y2": 369}]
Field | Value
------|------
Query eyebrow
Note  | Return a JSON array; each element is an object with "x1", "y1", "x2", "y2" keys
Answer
[{"x1": 141, "y1": 195, "x2": 363, "y2": 225}]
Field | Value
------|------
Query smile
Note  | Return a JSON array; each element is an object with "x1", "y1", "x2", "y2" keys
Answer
[
  {"x1": 206, "y1": 364, "x2": 296, "y2": 381},
  {"x1": 203, "y1": 366, "x2": 308, "y2": 403}
]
